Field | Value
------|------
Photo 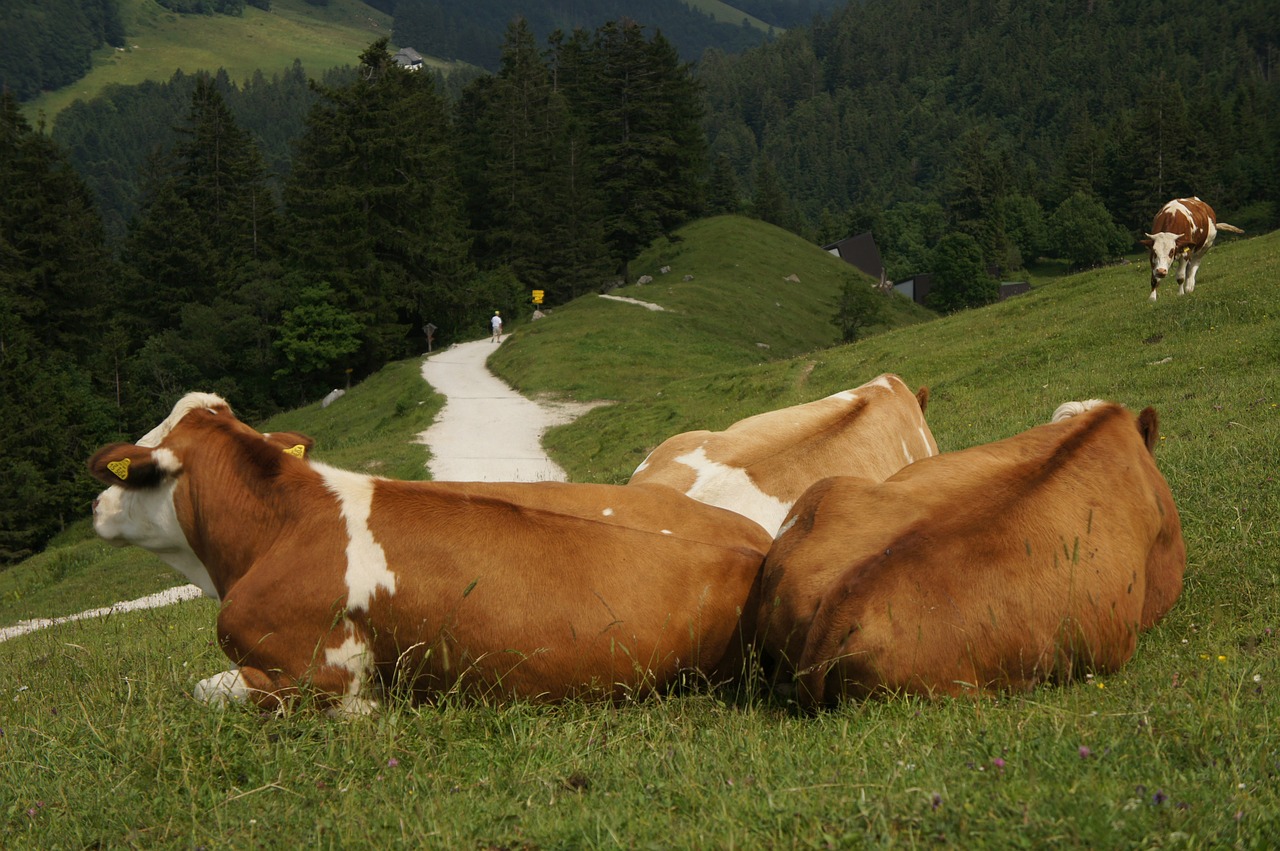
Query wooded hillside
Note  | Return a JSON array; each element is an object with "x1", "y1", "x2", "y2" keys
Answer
[
  {"x1": 0, "y1": 0, "x2": 125, "y2": 101},
  {"x1": 698, "y1": 0, "x2": 1280, "y2": 275}
]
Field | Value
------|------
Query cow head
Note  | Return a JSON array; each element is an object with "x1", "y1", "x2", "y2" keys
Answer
[
  {"x1": 1141, "y1": 232, "x2": 1191, "y2": 281},
  {"x1": 87, "y1": 392, "x2": 315, "y2": 598}
]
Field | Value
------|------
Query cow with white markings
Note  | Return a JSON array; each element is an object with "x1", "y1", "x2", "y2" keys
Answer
[
  {"x1": 1141, "y1": 196, "x2": 1244, "y2": 302},
  {"x1": 88, "y1": 393, "x2": 773, "y2": 714},
  {"x1": 628, "y1": 374, "x2": 938, "y2": 537}
]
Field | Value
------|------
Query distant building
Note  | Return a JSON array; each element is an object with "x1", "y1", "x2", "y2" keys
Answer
[
  {"x1": 893, "y1": 274, "x2": 933, "y2": 305},
  {"x1": 823, "y1": 232, "x2": 887, "y2": 288},
  {"x1": 393, "y1": 47, "x2": 424, "y2": 71},
  {"x1": 893, "y1": 275, "x2": 1029, "y2": 306}
]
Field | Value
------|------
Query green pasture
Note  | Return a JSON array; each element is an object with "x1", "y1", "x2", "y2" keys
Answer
[
  {"x1": 20, "y1": 0, "x2": 422, "y2": 124},
  {"x1": 2, "y1": 220, "x2": 1277, "y2": 847}
]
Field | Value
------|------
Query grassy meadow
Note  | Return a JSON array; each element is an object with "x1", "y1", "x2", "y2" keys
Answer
[
  {"x1": 2, "y1": 220, "x2": 1278, "y2": 847},
  {"x1": 20, "y1": 0, "x2": 417, "y2": 123}
]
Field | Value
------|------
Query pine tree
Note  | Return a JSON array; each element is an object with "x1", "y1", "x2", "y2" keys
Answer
[
  {"x1": 285, "y1": 39, "x2": 476, "y2": 374},
  {"x1": 578, "y1": 21, "x2": 707, "y2": 270},
  {"x1": 119, "y1": 77, "x2": 285, "y2": 418},
  {"x1": 0, "y1": 93, "x2": 119, "y2": 562}
]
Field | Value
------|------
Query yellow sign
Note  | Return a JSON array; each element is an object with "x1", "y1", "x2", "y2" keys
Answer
[{"x1": 532, "y1": 290, "x2": 545, "y2": 304}]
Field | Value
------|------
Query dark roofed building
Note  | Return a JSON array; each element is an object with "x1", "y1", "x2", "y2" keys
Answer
[
  {"x1": 393, "y1": 47, "x2": 424, "y2": 71},
  {"x1": 823, "y1": 232, "x2": 886, "y2": 287}
]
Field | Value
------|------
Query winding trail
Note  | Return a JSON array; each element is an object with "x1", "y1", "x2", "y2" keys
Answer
[
  {"x1": 419, "y1": 336, "x2": 603, "y2": 482},
  {"x1": 0, "y1": 336, "x2": 602, "y2": 642}
]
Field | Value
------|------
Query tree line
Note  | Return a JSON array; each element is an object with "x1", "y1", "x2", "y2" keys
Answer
[
  {"x1": 1, "y1": 22, "x2": 706, "y2": 563},
  {"x1": 0, "y1": 0, "x2": 125, "y2": 102},
  {"x1": 698, "y1": 0, "x2": 1280, "y2": 291}
]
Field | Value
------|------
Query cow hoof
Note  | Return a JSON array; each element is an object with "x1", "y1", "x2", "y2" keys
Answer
[
  {"x1": 194, "y1": 669, "x2": 250, "y2": 706},
  {"x1": 1148, "y1": 291, "x2": 1158, "y2": 303},
  {"x1": 326, "y1": 695, "x2": 380, "y2": 719}
]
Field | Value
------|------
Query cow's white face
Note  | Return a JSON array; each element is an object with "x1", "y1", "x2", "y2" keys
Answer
[
  {"x1": 92, "y1": 451, "x2": 219, "y2": 599},
  {"x1": 1146, "y1": 231, "x2": 1181, "y2": 279}
]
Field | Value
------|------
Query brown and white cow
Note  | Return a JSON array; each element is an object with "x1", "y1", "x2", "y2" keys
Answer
[
  {"x1": 88, "y1": 393, "x2": 773, "y2": 714},
  {"x1": 628, "y1": 374, "x2": 938, "y2": 536},
  {"x1": 757, "y1": 400, "x2": 1185, "y2": 707},
  {"x1": 1141, "y1": 197, "x2": 1244, "y2": 302}
]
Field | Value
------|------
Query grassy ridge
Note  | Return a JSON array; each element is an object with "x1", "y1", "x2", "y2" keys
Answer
[
  {"x1": 21, "y1": 0, "x2": 413, "y2": 122},
  {"x1": 684, "y1": 0, "x2": 781, "y2": 32},
  {"x1": 2, "y1": 222, "x2": 1277, "y2": 847},
  {"x1": 490, "y1": 216, "x2": 932, "y2": 403}
]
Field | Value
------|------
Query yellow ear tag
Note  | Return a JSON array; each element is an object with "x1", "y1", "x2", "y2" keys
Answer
[
  {"x1": 107, "y1": 458, "x2": 131, "y2": 481},
  {"x1": 283, "y1": 444, "x2": 307, "y2": 459}
]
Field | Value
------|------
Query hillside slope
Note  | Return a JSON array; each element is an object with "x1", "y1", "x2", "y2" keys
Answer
[
  {"x1": 21, "y1": 0, "x2": 406, "y2": 121},
  {"x1": 488, "y1": 215, "x2": 934, "y2": 404}
]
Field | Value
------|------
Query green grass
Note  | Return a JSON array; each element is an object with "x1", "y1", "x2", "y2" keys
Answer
[
  {"x1": 2, "y1": 221, "x2": 1278, "y2": 847},
  {"x1": 19, "y1": 0, "x2": 456, "y2": 124},
  {"x1": 683, "y1": 0, "x2": 781, "y2": 33},
  {"x1": 490, "y1": 215, "x2": 933, "y2": 404}
]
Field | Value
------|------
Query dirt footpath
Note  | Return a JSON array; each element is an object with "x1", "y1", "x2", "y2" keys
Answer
[{"x1": 418, "y1": 336, "x2": 603, "y2": 482}]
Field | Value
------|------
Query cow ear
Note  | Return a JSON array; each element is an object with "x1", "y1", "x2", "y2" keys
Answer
[
  {"x1": 264, "y1": 430, "x2": 315, "y2": 460},
  {"x1": 915, "y1": 386, "x2": 930, "y2": 413},
  {"x1": 87, "y1": 443, "x2": 167, "y2": 488},
  {"x1": 1139, "y1": 237, "x2": 1154, "y2": 248},
  {"x1": 1136, "y1": 407, "x2": 1160, "y2": 454}
]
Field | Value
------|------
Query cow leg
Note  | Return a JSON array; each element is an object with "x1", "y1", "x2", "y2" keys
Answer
[
  {"x1": 194, "y1": 668, "x2": 254, "y2": 706},
  {"x1": 1184, "y1": 255, "x2": 1203, "y2": 293},
  {"x1": 1176, "y1": 256, "x2": 1189, "y2": 295},
  {"x1": 213, "y1": 587, "x2": 380, "y2": 715},
  {"x1": 1148, "y1": 276, "x2": 1159, "y2": 302},
  {"x1": 193, "y1": 660, "x2": 377, "y2": 716}
]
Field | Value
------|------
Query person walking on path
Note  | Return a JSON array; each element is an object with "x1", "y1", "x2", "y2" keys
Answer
[{"x1": 490, "y1": 310, "x2": 503, "y2": 342}]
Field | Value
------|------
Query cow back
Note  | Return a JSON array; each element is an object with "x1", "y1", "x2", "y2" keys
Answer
[
  {"x1": 629, "y1": 374, "x2": 938, "y2": 535},
  {"x1": 758, "y1": 403, "x2": 1186, "y2": 706}
]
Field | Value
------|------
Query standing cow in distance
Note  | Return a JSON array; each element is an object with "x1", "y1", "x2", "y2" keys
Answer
[
  {"x1": 1141, "y1": 197, "x2": 1244, "y2": 302},
  {"x1": 757, "y1": 400, "x2": 1186, "y2": 707},
  {"x1": 88, "y1": 393, "x2": 774, "y2": 715},
  {"x1": 627, "y1": 374, "x2": 938, "y2": 537}
]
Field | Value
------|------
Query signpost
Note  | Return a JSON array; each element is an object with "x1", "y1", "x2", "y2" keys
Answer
[
  {"x1": 532, "y1": 290, "x2": 545, "y2": 305},
  {"x1": 424, "y1": 323, "x2": 437, "y2": 353}
]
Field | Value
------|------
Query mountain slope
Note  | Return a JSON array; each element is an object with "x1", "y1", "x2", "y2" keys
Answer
[
  {"x1": 487, "y1": 215, "x2": 934, "y2": 404},
  {"x1": 21, "y1": 0, "x2": 404, "y2": 121}
]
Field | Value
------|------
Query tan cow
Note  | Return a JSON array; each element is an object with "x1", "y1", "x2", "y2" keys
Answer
[
  {"x1": 628, "y1": 374, "x2": 938, "y2": 536},
  {"x1": 1141, "y1": 197, "x2": 1244, "y2": 302},
  {"x1": 88, "y1": 393, "x2": 772, "y2": 714},
  {"x1": 757, "y1": 400, "x2": 1185, "y2": 706}
]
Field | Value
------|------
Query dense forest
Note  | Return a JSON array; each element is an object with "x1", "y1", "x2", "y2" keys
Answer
[
  {"x1": 697, "y1": 0, "x2": 1280, "y2": 278},
  {"x1": 0, "y1": 0, "x2": 125, "y2": 101},
  {"x1": 384, "y1": 0, "x2": 844, "y2": 69},
  {"x1": 391, "y1": 0, "x2": 766, "y2": 68},
  {"x1": 3, "y1": 23, "x2": 705, "y2": 562}
]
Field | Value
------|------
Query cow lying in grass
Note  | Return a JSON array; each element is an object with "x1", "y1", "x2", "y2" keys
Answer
[
  {"x1": 628, "y1": 374, "x2": 938, "y2": 536},
  {"x1": 1142, "y1": 196, "x2": 1244, "y2": 302},
  {"x1": 88, "y1": 393, "x2": 773, "y2": 714},
  {"x1": 757, "y1": 400, "x2": 1186, "y2": 706}
]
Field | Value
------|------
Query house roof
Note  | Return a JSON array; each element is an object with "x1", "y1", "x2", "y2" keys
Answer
[
  {"x1": 394, "y1": 47, "x2": 424, "y2": 67},
  {"x1": 822, "y1": 232, "x2": 884, "y2": 280}
]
